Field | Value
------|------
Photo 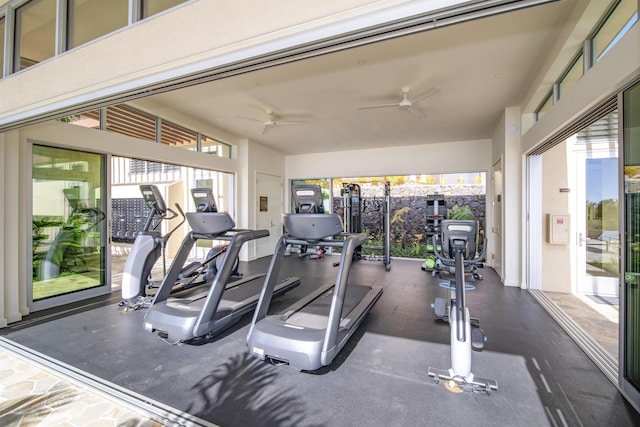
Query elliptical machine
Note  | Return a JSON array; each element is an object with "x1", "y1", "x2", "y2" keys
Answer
[
  {"x1": 120, "y1": 185, "x2": 184, "y2": 308},
  {"x1": 428, "y1": 220, "x2": 497, "y2": 394},
  {"x1": 40, "y1": 187, "x2": 105, "y2": 281},
  {"x1": 120, "y1": 187, "x2": 241, "y2": 309}
]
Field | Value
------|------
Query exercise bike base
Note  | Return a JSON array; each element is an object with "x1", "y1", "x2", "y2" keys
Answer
[{"x1": 428, "y1": 367, "x2": 498, "y2": 394}]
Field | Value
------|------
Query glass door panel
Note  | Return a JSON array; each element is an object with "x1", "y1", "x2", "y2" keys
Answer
[
  {"x1": 32, "y1": 145, "x2": 107, "y2": 305},
  {"x1": 622, "y1": 79, "x2": 640, "y2": 403},
  {"x1": 576, "y1": 151, "x2": 619, "y2": 297}
]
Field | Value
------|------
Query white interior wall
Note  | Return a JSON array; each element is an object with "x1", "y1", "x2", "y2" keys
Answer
[
  {"x1": 540, "y1": 141, "x2": 572, "y2": 293},
  {"x1": 499, "y1": 107, "x2": 523, "y2": 288},
  {"x1": 241, "y1": 139, "x2": 287, "y2": 261},
  {"x1": 285, "y1": 139, "x2": 492, "y2": 180}
]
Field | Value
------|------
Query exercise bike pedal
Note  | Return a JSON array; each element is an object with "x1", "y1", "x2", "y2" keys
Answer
[
  {"x1": 471, "y1": 327, "x2": 487, "y2": 351},
  {"x1": 432, "y1": 297, "x2": 447, "y2": 319}
]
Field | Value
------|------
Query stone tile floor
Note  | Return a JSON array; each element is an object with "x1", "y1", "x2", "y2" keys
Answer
[
  {"x1": 544, "y1": 291, "x2": 618, "y2": 359},
  {"x1": 0, "y1": 347, "x2": 161, "y2": 427}
]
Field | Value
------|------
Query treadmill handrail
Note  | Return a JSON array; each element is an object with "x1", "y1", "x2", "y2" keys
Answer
[
  {"x1": 151, "y1": 228, "x2": 269, "y2": 305},
  {"x1": 193, "y1": 229, "x2": 269, "y2": 337},
  {"x1": 321, "y1": 232, "x2": 367, "y2": 356},
  {"x1": 248, "y1": 235, "x2": 289, "y2": 332}
]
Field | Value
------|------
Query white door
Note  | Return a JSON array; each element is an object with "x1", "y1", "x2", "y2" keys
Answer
[
  {"x1": 166, "y1": 181, "x2": 185, "y2": 259},
  {"x1": 256, "y1": 173, "x2": 283, "y2": 259},
  {"x1": 574, "y1": 147, "x2": 619, "y2": 297}
]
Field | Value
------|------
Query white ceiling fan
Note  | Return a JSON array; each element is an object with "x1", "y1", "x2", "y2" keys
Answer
[
  {"x1": 236, "y1": 110, "x2": 305, "y2": 135},
  {"x1": 359, "y1": 86, "x2": 440, "y2": 118}
]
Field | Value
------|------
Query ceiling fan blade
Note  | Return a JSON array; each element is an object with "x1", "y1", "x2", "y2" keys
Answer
[
  {"x1": 273, "y1": 120, "x2": 305, "y2": 125},
  {"x1": 236, "y1": 116, "x2": 264, "y2": 123},
  {"x1": 406, "y1": 106, "x2": 425, "y2": 118},
  {"x1": 262, "y1": 124, "x2": 272, "y2": 135},
  {"x1": 409, "y1": 86, "x2": 440, "y2": 104},
  {"x1": 358, "y1": 103, "x2": 400, "y2": 110}
]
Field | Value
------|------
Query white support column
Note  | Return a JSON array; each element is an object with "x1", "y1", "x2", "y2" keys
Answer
[
  {"x1": 503, "y1": 107, "x2": 523, "y2": 288},
  {"x1": 19, "y1": 136, "x2": 29, "y2": 317},
  {"x1": 2, "y1": 131, "x2": 25, "y2": 324},
  {"x1": 0, "y1": 132, "x2": 6, "y2": 327}
]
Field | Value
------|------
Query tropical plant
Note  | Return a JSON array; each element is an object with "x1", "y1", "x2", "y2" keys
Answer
[
  {"x1": 391, "y1": 206, "x2": 412, "y2": 249},
  {"x1": 447, "y1": 204, "x2": 475, "y2": 220},
  {"x1": 32, "y1": 217, "x2": 64, "y2": 280}
]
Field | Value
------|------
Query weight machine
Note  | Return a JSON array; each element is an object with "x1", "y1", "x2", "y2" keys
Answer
[{"x1": 340, "y1": 181, "x2": 391, "y2": 271}]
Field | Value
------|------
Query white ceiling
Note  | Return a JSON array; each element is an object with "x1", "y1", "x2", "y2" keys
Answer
[{"x1": 146, "y1": 1, "x2": 576, "y2": 156}]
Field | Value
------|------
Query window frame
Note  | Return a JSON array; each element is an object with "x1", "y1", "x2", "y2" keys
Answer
[{"x1": 588, "y1": 0, "x2": 638, "y2": 65}]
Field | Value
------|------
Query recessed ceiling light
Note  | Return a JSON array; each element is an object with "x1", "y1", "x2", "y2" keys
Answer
[{"x1": 357, "y1": 59, "x2": 367, "y2": 65}]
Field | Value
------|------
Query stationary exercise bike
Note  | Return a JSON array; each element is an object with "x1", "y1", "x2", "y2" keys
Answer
[
  {"x1": 428, "y1": 220, "x2": 498, "y2": 394},
  {"x1": 120, "y1": 185, "x2": 184, "y2": 308}
]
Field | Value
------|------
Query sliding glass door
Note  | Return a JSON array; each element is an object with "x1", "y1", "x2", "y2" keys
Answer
[
  {"x1": 574, "y1": 134, "x2": 619, "y2": 298},
  {"x1": 31, "y1": 144, "x2": 109, "y2": 309},
  {"x1": 621, "y1": 79, "x2": 640, "y2": 409}
]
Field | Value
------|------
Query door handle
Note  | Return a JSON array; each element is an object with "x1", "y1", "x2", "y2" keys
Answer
[{"x1": 577, "y1": 232, "x2": 588, "y2": 247}]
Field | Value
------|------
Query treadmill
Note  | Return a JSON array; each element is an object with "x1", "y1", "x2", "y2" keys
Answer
[
  {"x1": 143, "y1": 188, "x2": 300, "y2": 343},
  {"x1": 246, "y1": 212, "x2": 383, "y2": 371}
]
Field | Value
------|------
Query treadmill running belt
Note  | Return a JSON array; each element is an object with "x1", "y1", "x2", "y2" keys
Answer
[
  {"x1": 220, "y1": 278, "x2": 263, "y2": 304},
  {"x1": 286, "y1": 284, "x2": 371, "y2": 329}
]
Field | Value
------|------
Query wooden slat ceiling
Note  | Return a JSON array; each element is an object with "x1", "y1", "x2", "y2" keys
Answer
[
  {"x1": 106, "y1": 105, "x2": 156, "y2": 142},
  {"x1": 102, "y1": 105, "x2": 196, "y2": 146},
  {"x1": 72, "y1": 104, "x2": 210, "y2": 148},
  {"x1": 161, "y1": 121, "x2": 196, "y2": 146}
]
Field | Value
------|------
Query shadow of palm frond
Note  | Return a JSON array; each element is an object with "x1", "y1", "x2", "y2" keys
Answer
[
  {"x1": 187, "y1": 353, "x2": 317, "y2": 427},
  {"x1": 0, "y1": 387, "x2": 79, "y2": 425}
]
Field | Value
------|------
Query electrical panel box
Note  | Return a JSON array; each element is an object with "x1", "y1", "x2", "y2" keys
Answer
[{"x1": 548, "y1": 214, "x2": 570, "y2": 244}]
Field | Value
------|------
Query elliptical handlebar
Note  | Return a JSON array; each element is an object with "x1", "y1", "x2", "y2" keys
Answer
[
  {"x1": 453, "y1": 248, "x2": 466, "y2": 342},
  {"x1": 163, "y1": 203, "x2": 186, "y2": 243}
]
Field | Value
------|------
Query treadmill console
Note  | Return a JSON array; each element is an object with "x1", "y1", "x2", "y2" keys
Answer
[
  {"x1": 284, "y1": 213, "x2": 343, "y2": 240},
  {"x1": 191, "y1": 188, "x2": 218, "y2": 213}
]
